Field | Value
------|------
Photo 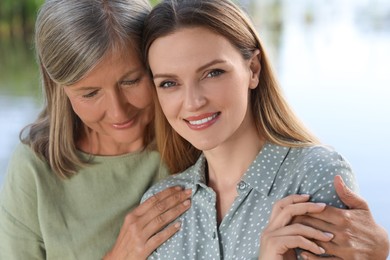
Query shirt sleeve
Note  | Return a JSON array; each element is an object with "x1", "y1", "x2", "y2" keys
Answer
[
  {"x1": 297, "y1": 146, "x2": 358, "y2": 208},
  {"x1": 0, "y1": 144, "x2": 45, "y2": 259}
]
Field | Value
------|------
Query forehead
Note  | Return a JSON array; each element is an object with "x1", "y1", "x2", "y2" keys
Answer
[{"x1": 148, "y1": 26, "x2": 242, "y2": 70}]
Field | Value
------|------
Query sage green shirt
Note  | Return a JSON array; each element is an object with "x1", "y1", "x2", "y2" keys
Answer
[
  {"x1": 0, "y1": 143, "x2": 167, "y2": 260},
  {"x1": 142, "y1": 143, "x2": 358, "y2": 260}
]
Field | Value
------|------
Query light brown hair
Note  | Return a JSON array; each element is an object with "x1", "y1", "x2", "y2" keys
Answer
[{"x1": 143, "y1": 0, "x2": 319, "y2": 174}]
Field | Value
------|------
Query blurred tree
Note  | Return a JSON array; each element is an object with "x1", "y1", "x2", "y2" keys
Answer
[
  {"x1": 150, "y1": 0, "x2": 160, "y2": 6},
  {"x1": 0, "y1": 0, "x2": 44, "y2": 42}
]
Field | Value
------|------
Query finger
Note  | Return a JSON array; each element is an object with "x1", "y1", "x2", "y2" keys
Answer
[
  {"x1": 132, "y1": 187, "x2": 192, "y2": 226},
  {"x1": 269, "y1": 223, "x2": 334, "y2": 242},
  {"x1": 269, "y1": 194, "x2": 310, "y2": 220},
  {"x1": 292, "y1": 215, "x2": 335, "y2": 232},
  {"x1": 294, "y1": 204, "x2": 354, "y2": 226},
  {"x1": 268, "y1": 202, "x2": 326, "y2": 230},
  {"x1": 269, "y1": 235, "x2": 326, "y2": 256},
  {"x1": 300, "y1": 250, "x2": 342, "y2": 260},
  {"x1": 334, "y1": 175, "x2": 369, "y2": 210},
  {"x1": 144, "y1": 221, "x2": 182, "y2": 255},
  {"x1": 133, "y1": 186, "x2": 186, "y2": 216},
  {"x1": 143, "y1": 199, "x2": 191, "y2": 238}
]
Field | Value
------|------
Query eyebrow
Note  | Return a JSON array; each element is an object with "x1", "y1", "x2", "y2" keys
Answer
[
  {"x1": 69, "y1": 68, "x2": 142, "y2": 91},
  {"x1": 153, "y1": 59, "x2": 227, "y2": 79}
]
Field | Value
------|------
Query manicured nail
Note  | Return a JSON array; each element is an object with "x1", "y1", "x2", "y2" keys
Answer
[
  {"x1": 301, "y1": 254, "x2": 308, "y2": 260},
  {"x1": 323, "y1": 232, "x2": 334, "y2": 238}
]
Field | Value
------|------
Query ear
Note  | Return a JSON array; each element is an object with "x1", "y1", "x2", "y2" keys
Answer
[{"x1": 248, "y1": 49, "x2": 261, "y2": 89}]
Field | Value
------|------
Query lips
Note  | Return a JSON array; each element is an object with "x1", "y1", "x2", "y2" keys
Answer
[
  {"x1": 112, "y1": 118, "x2": 135, "y2": 129},
  {"x1": 184, "y1": 112, "x2": 220, "y2": 130}
]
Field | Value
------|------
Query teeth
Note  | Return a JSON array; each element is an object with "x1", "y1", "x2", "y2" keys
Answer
[{"x1": 188, "y1": 113, "x2": 218, "y2": 125}]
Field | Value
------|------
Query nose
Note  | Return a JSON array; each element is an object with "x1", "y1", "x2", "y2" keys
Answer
[
  {"x1": 106, "y1": 88, "x2": 129, "y2": 121},
  {"x1": 183, "y1": 83, "x2": 206, "y2": 112}
]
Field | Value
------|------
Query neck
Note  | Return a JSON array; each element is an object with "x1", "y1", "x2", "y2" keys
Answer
[
  {"x1": 77, "y1": 127, "x2": 144, "y2": 155},
  {"x1": 204, "y1": 120, "x2": 265, "y2": 223}
]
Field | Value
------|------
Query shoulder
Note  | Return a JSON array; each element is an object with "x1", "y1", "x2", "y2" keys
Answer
[
  {"x1": 288, "y1": 145, "x2": 352, "y2": 173},
  {"x1": 288, "y1": 145, "x2": 357, "y2": 202},
  {"x1": 141, "y1": 167, "x2": 194, "y2": 202},
  {"x1": 3, "y1": 143, "x2": 50, "y2": 187},
  {"x1": 0, "y1": 143, "x2": 46, "y2": 237}
]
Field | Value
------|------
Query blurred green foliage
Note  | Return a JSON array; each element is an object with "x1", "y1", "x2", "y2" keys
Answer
[{"x1": 0, "y1": 0, "x2": 44, "y2": 41}]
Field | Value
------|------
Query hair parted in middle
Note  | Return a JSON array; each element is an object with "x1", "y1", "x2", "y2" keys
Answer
[
  {"x1": 23, "y1": 0, "x2": 153, "y2": 178},
  {"x1": 143, "y1": 0, "x2": 319, "y2": 174}
]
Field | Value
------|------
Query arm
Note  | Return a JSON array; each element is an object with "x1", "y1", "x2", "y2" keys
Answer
[
  {"x1": 104, "y1": 186, "x2": 191, "y2": 260},
  {"x1": 0, "y1": 145, "x2": 45, "y2": 259},
  {"x1": 295, "y1": 175, "x2": 389, "y2": 260}
]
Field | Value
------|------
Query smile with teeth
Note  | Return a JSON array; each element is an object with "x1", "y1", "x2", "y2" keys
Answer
[{"x1": 187, "y1": 112, "x2": 220, "y2": 125}]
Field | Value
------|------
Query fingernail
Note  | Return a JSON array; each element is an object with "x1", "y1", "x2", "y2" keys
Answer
[
  {"x1": 316, "y1": 202, "x2": 326, "y2": 208},
  {"x1": 300, "y1": 194, "x2": 310, "y2": 198},
  {"x1": 301, "y1": 254, "x2": 308, "y2": 260},
  {"x1": 185, "y1": 189, "x2": 192, "y2": 194},
  {"x1": 174, "y1": 222, "x2": 181, "y2": 228},
  {"x1": 323, "y1": 232, "x2": 334, "y2": 238},
  {"x1": 183, "y1": 199, "x2": 190, "y2": 206},
  {"x1": 319, "y1": 247, "x2": 326, "y2": 254},
  {"x1": 174, "y1": 186, "x2": 182, "y2": 191}
]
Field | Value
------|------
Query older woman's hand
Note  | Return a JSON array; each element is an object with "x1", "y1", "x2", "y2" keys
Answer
[
  {"x1": 295, "y1": 175, "x2": 389, "y2": 260},
  {"x1": 103, "y1": 186, "x2": 192, "y2": 260}
]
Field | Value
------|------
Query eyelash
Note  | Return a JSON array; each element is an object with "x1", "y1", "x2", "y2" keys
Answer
[
  {"x1": 159, "y1": 81, "x2": 176, "y2": 88},
  {"x1": 82, "y1": 90, "x2": 98, "y2": 98},
  {"x1": 121, "y1": 78, "x2": 140, "y2": 86},
  {"x1": 206, "y1": 69, "x2": 225, "y2": 78},
  {"x1": 158, "y1": 69, "x2": 225, "y2": 89},
  {"x1": 81, "y1": 78, "x2": 140, "y2": 98}
]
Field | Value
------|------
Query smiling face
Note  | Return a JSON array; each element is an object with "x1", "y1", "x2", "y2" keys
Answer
[
  {"x1": 148, "y1": 26, "x2": 260, "y2": 151},
  {"x1": 64, "y1": 46, "x2": 153, "y2": 155}
]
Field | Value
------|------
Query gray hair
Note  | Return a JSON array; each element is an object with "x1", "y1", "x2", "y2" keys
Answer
[
  {"x1": 22, "y1": 0, "x2": 152, "y2": 178},
  {"x1": 36, "y1": 0, "x2": 151, "y2": 85}
]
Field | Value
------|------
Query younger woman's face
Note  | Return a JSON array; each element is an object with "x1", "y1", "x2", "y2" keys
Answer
[
  {"x1": 148, "y1": 26, "x2": 260, "y2": 151},
  {"x1": 64, "y1": 46, "x2": 153, "y2": 155}
]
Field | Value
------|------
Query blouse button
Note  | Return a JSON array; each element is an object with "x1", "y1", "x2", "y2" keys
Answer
[{"x1": 238, "y1": 181, "x2": 247, "y2": 190}]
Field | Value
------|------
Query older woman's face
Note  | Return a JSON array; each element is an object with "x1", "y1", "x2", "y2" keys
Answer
[{"x1": 64, "y1": 46, "x2": 153, "y2": 155}]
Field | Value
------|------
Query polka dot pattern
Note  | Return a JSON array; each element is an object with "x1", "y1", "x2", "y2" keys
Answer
[{"x1": 142, "y1": 142, "x2": 358, "y2": 259}]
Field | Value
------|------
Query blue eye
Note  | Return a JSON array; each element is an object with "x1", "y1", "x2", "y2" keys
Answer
[
  {"x1": 206, "y1": 69, "x2": 224, "y2": 78},
  {"x1": 159, "y1": 81, "x2": 177, "y2": 88},
  {"x1": 82, "y1": 90, "x2": 98, "y2": 98}
]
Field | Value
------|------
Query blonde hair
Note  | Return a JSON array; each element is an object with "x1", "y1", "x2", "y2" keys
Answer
[
  {"x1": 143, "y1": 0, "x2": 320, "y2": 174},
  {"x1": 21, "y1": 0, "x2": 152, "y2": 178}
]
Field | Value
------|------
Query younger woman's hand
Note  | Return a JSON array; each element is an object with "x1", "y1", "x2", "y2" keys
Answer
[
  {"x1": 103, "y1": 186, "x2": 192, "y2": 260},
  {"x1": 259, "y1": 194, "x2": 333, "y2": 260}
]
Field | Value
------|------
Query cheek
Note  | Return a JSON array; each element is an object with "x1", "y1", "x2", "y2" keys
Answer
[
  {"x1": 68, "y1": 98, "x2": 103, "y2": 123},
  {"x1": 157, "y1": 92, "x2": 179, "y2": 120}
]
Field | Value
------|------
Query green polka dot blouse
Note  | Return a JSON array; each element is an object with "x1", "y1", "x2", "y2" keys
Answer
[{"x1": 142, "y1": 142, "x2": 357, "y2": 260}]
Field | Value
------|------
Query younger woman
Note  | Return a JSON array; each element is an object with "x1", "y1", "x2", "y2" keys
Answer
[{"x1": 141, "y1": 0, "x2": 367, "y2": 259}]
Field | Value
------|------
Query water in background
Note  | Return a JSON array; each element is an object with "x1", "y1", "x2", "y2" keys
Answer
[{"x1": 0, "y1": 0, "x2": 389, "y2": 234}]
